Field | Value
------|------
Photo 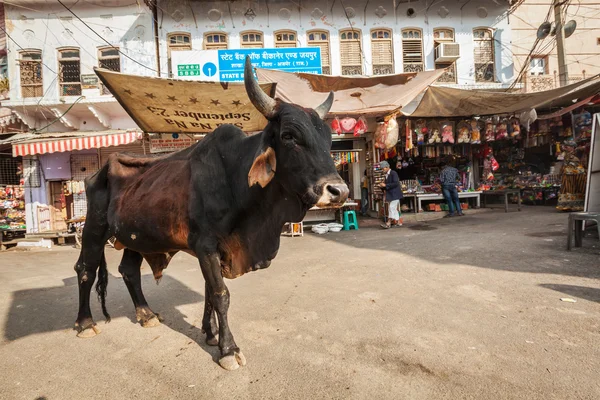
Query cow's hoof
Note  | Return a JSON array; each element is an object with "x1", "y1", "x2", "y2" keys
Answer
[
  {"x1": 206, "y1": 336, "x2": 218, "y2": 346},
  {"x1": 141, "y1": 315, "x2": 161, "y2": 328},
  {"x1": 219, "y1": 351, "x2": 246, "y2": 371},
  {"x1": 76, "y1": 325, "x2": 101, "y2": 338}
]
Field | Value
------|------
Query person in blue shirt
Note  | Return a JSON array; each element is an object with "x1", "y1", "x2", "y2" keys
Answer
[
  {"x1": 439, "y1": 158, "x2": 464, "y2": 217},
  {"x1": 378, "y1": 160, "x2": 403, "y2": 228}
]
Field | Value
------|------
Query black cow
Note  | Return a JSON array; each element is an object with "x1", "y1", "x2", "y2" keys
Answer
[{"x1": 74, "y1": 57, "x2": 349, "y2": 370}]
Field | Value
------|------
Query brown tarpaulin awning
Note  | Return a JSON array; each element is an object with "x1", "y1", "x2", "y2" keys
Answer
[
  {"x1": 401, "y1": 75, "x2": 600, "y2": 118},
  {"x1": 95, "y1": 68, "x2": 276, "y2": 133},
  {"x1": 256, "y1": 68, "x2": 446, "y2": 116}
]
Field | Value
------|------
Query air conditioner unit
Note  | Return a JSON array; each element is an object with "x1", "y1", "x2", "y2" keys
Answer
[{"x1": 435, "y1": 43, "x2": 460, "y2": 63}]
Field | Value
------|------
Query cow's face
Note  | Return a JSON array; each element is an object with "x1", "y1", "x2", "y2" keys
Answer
[{"x1": 244, "y1": 57, "x2": 349, "y2": 207}]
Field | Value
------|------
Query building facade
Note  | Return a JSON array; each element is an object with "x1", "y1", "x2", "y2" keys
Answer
[
  {"x1": 511, "y1": 0, "x2": 600, "y2": 92},
  {"x1": 154, "y1": 0, "x2": 515, "y2": 89}
]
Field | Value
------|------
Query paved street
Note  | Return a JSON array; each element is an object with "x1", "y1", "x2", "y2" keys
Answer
[{"x1": 0, "y1": 207, "x2": 599, "y2": 400}]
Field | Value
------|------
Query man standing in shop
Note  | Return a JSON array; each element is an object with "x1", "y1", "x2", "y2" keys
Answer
[
  {"x1": 379, "y1": 161, "x2": 403, "y2": 229},
  {"x1": 440, "y1": 158, "x2": 464, "y2": 217},
  {"x1": 360, "y1": 170, "x2": 369, "y2": 216}
]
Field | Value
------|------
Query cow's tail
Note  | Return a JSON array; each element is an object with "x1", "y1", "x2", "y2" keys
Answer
[{"x1": 95, "y1": 252, "x2": 111, "y2": 322}]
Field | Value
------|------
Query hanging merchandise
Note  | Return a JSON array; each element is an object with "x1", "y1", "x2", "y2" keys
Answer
[
  {"x1": 427, "y1": 120, "x2": 441, "y2": 144},
  {"x1": 470, "y1": 119, "x2": 482, "y2": 144},
  {"x1": 457, "y1": 121, "x2": 471, "y2": 144},
  {"x1": 383, "y1": 115, "x2": 399, "y2": 149},
  {"x1": 331, "y1": 117, "x2": 342, "y2": 135},
  {"x1": 353, "y1": 116, "x2": 367, "y2": 136},
  {"x1": 490, "y1": 156, "x2": 500, "y2": 171},
  {"x1": 374, "y1": 122, "x2": 387, "y2": 149},
  {"x1": 495, "y1": 118, "x2": 509, "y2": 140},
  {"x1": 340, "y1": 117, "x2": 357, "y2": 133},
  {"x1": 441, "y1": 120, "x2": 455, "y2": 144},
  {"x1": 484, "y1": 118, "x2": 495, "y2": 142},
  {"x1": 510, "y1": 118, "x2": 521, "y2": 139},
  {"x1": 415, "y1": 119, "x2": 427, "y2": 145},
  {"x1": 405, "y1": 120, "x2": 413, "y2": 151}
]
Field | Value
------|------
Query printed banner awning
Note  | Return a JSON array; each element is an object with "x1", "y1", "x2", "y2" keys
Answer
[
  {"x1": 11, "y1": 129, "x2": 142, "y2": 157},
  {"x1": 94, "y1": 68, "x2": 275, "y2": 134}
]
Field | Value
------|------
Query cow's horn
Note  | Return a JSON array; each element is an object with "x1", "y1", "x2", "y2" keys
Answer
[
  {"x1": 244, "y1": 56, "x2": 277, "y2": 119},
  {"x1": 314, "y1": 91, "x2": 334, "y2": 119}
]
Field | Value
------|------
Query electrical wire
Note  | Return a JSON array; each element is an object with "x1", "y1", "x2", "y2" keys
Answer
[{"x1": 32, "y1": 96, "x2": 84, "y2": 133}]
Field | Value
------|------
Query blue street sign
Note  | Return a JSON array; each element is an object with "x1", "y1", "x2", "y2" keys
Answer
[{"x1": 216, "y1": 48, "x2": 322, "y2": 82}]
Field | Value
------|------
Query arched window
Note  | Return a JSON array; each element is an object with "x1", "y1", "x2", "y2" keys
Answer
[
  {"x1": 339, "y1": 29, "x2": 362, "y2": 75},
  {"x1": 167, "y1": 32, "x2": 191, "y2": 77},
  {"x1": 204, "y1": 32, "x2": 228, "y2": 50},
  {"x1": 98, "y1": 47, "x2": 120, "y2": 94},
  {"x1": 274, "y1": 30, "x2": 297, "y2": 48},
  {"x1": 307, "y1": 30, "x2": 330, "y2": 75},
  {"x1": 401, "y1": 28, "x2": 423, "y2": 72},
  {"x1": 240, "y1": 31, "x2": 263, "y2": 48},
  {"x1": 58, "y1": 48, "x2": 81, "y2": 96},
  {"x1": 473, "y1": 28, "x2": 495, "y2": 82},
  {"x1": 371, "y1": 28, "x2": 393, "y2": 75},
  {"x1": 433, "y1": 28, "x2": 456, "y2": 83},
  {"x1": 18, "y1": 49, "x2": 43, "y2": 98}
]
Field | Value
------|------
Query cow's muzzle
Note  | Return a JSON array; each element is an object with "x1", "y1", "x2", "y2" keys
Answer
[{"x1": 316, "y1": 182, "x2": 349, "y2": 207}]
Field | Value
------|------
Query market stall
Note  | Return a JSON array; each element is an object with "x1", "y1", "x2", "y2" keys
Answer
[{"x1": 0, "y1": 157, "x2": 26, "y2": 249}]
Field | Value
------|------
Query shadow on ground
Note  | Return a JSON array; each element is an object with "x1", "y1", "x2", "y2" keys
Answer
[
  {"x1": 539, "y1": 284, "x2": 600, "y2": 304},
  {"x1": 314, "y1": 207, "x2": 600, "y2": 279},
  {"x1": 3, "y1": 273, "x2": 212, "y2": 353}
]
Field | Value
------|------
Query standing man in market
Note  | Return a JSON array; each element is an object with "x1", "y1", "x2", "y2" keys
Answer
[
  {"x1": 360, "y1": 170, "x2": 369, "y2": 216},
  {"x1": 440, "y1": 157, "x2": 464, "y2": 217},
  {"x1": 379, "y1": 161, "x2": 403, "y2": 228}
]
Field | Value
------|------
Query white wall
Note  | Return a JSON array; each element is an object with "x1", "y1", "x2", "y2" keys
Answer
[
  {"x1": 4, "y1": 2, "x2": 156, "y2": 103},
  {"x1": 157, "y1": 0, "x2": 513, "y2": 86}
]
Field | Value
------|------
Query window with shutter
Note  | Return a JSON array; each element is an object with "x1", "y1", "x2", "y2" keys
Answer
[
  {"x1": 401, "y1": 29, "x2": 423, "y2": 73},
  {"x1": 275, "y1": 30, "x2": 297, "y2": 48},
  {"x1": 307, "y1": 30, "x2": 331, "y2": 75},
  {"x1": 19, "y1": 50, "x2": 43, "y2": 98},
  {"x1": 168, "y1": 32, "x2": 192, "y2": 77},
  {"x1": 340, "y1": 29, "x2": 363, "y2": 75},
  {"x1": 240, "y1": 31, "x2": 264, "y2": 48},
  {"x1": 58, "y1": 48, "x2": 81, "y2": 96},
  {"x1": 371, "y1": 29, "x2": 393, "y2": 75},
  {"x1": 204, "y1": 32, "x2": 228, "y2": 50},
  {"x1": 473, "y1": 28, "x2": 495, "y2": 82},
  {"x1": 98, "y1": 47, "x2": 120, "y2": 94},
  {"x1": 433, "y1": 28, "x2": 456, "y2": 83}
]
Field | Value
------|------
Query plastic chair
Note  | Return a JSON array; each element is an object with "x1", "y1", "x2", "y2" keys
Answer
[
  {"x1": 343, "y1": 210, "x2": 359, "y2": 231},
  {"x1": 567, "y1": 212, "x2": 600, "y2": 250}
]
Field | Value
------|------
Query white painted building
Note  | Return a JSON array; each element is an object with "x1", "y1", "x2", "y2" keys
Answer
[
  {"x1": 154, "y1": 0, "x2": 514, "y2": 89},
  {"x1": 2, "y1": 0, "x2": 156, "y2": 132}
]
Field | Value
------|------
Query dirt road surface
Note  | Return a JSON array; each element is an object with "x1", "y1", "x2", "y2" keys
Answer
[{"x1": 0, "y1": 207, "x2": 598, "y2": 399}]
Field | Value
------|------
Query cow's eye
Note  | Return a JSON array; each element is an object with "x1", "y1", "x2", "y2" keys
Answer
[{"x1": 281, "y1": 132, "x2": 294, "y2": 142}]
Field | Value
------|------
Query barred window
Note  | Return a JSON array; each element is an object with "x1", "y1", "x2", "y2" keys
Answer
[
  {"x1": 371, "y1": 28, "x2": 393, "y2": 75},
  {"x1": 275, "y1": 30, "x2": 297, "y2": 48},
  {"x1": 340, "y1": 29, "x2": 362, "y2": 76},
  {"x1": 168, "y1": 32, "x2": 192, "y2": 77},
  {"x1": 473, "y1": 28, "x2": 495, "y2": 83},
  {"x1": 434, "y1": 28, "x2": 456, "y2": 83},
  {"x1": 240, "y1": 31, "x2": 263, "y2": 48},
  {"x1": 401, "y1": 29, "x2": 423, "y2": 73},
  {"x1": 98, "y1": 47, "x2": 120, "y2": 94},
  {"x1": 58, "y1": 48, "x2": 82, "y2": 96},
  {"x1": 307, "y1": 30, "x2": 330, "y2": 75},
  {"x1": 19, "y1": 50, "x2": 43, "y2": 98},
  {"x1": 204, "y1": 32, "x2": 228, "y2": 50}
]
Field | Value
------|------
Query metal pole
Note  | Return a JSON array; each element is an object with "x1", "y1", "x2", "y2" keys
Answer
[{"x1": 554, "y1": 0, "x2": 568, "y2": 87}]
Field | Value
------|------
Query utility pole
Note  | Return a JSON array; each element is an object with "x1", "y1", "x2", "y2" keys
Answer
[{"x1": 554, "y1": 0, "x2": 568, "y2": 87}]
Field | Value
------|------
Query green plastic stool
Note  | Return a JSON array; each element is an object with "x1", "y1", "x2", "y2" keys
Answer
[{"x1": 343, "y1": 210, "x2": 359, "y2": 230}]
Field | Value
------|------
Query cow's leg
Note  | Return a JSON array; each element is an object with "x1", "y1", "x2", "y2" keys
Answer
[
  {"x1": 197, "y1": 251, "x2": 245, "y2": 370},
  {"x1": 202, "y1": 281, "x2": 219, "y2": 346},
  {"x1": 74, "y1": 231, "x2": 110, "y2": 338},
  {"x1": 118, "y1": 249, "x2": 162, "y2": 328}
]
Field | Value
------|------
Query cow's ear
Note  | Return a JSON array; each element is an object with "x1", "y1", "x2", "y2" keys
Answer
[{"x1": 248, "y1": 146, "x2": 277, "y2": 188}]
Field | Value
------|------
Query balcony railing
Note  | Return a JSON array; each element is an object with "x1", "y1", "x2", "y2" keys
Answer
[{"x1": 525, "y1": 72, "x2": 587, "y2": 92}]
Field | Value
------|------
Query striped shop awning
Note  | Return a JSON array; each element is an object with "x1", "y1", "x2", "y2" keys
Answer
[{"x1": 12, "y1": 130, "x2": 143, "y2": 157}]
